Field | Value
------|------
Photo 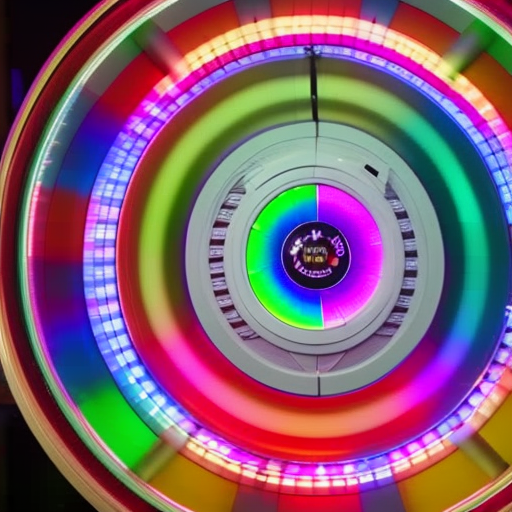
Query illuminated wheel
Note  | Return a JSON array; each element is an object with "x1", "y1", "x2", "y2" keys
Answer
[{"x1": 1, "y1": 1, "x2": 512, "y2": 511}]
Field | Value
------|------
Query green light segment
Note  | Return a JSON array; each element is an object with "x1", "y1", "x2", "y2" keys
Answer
[
  {"x1": 488, "y1": 36, "x2": 512, "y2": 74},
  {"x1": 246, "y1": 184, "x2": 323, "y2": 329},
  {"x1": 250, "y1": 185, "x2": 317, "y2": 233},
  {"x1": 247, "y1": 269, "x2": 323, "y2": 329},
  {"x1": 80, "y1": 384, "x2": 159, "y2": 469},
  {"x1": 245, "y1": 229, "x2": 272, "y2": 274}
]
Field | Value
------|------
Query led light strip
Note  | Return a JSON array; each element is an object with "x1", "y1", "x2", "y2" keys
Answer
[{"x1": 79, "y1": 19, "x2": 512, "y2": 486}]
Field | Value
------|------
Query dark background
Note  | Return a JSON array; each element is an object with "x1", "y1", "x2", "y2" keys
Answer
[
  {"x1": 3, "y1": 0, "x2": 98, "y2": 129},
  {"x1": 1, "y1": 2, "x2": 99, "y2": 510}
]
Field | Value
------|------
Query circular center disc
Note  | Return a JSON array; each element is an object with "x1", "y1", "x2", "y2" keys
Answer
[
  {"x1": 245, "y1": 182, "x2": 387, "y2": 331},
  {"x1": 282, "y1": 221, "x2": 351, "y2": 289}
]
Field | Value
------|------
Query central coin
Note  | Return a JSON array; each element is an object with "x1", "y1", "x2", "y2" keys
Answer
[{"x1": 282, "y1": 221, "x2": 351, "y2": 290}]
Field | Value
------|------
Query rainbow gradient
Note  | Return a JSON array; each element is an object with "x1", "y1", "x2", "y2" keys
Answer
[
  {"x1": 11, "y1": 8, "x2": 512, "y2": 507},
  {"x1": 247, "y1": 184, "x2": 383, "y2": 330}
]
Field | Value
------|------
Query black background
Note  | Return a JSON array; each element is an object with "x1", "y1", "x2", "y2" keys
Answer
[
  {"x1": 5, "y1": 0, "x2": 98, "y2": 122},
  {"x1": 2, "y1": 1, "x2": 100, "y2": 510}
]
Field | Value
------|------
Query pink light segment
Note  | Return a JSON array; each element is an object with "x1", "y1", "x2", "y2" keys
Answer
[{"x1": 317, "y1": 185, "x2": 383, "y2": 328}]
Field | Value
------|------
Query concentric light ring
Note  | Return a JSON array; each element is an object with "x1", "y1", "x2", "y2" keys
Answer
[
  {"x1": 77, "y1": 35, "x2": 512, "y2": 483},
  {"x1": 184, "y1": 121, "x2": 447, "y2": 397},
  {"x1": 1, "y1": 3, "x2": 510, "y2": 511}
]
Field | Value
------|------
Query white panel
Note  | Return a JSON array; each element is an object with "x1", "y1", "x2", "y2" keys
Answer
[{"x1": 290, "y1": 353, "x2": 318, "y2": 372}]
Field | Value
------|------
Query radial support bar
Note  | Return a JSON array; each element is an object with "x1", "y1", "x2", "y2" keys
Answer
[
  {"x1": 133, "y1": 427, "x2": 186, "y2": 481},
  {"x1": 360, "y1": 483, "x2": 406, "y2": 512},
  {"x1": 306, "y1": 46, "x2": 320, "y2": 125},
  {"x1": 360, "y1": 0, "x2": 399, "y2": 26},
  {"x1": 443, "y1": 19, "x2": 496, "y2": 75},
  {"x1": 133, "y1": 442, "x2": 178, "y2": 482},
  {"x1": 234, "y1": 0, "x2": 272, "y2": 25},
  {"x1": 232, "y1": 486, "x2": 279, "y2": 512},
  {"x1": 450, "y1": 427, "x2": 509, "y2": 479},
  {"x1": 133, "y1": 20, "x2": 183, "y2": 78}
]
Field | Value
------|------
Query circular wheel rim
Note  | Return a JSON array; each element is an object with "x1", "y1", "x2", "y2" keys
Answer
[{"x1": 4, "y1": 1, "x2": 512, "y2": 512}]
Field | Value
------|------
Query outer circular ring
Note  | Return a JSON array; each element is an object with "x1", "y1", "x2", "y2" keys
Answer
[
  {"x1": 80, "y1": 38, "x2": 512, "y2": 480},
  {"x1": 3, "y1": 1, "x2": 512, "y2": 512}
]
